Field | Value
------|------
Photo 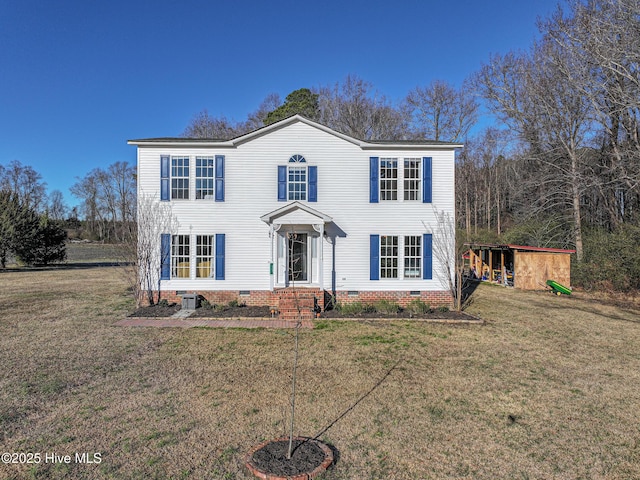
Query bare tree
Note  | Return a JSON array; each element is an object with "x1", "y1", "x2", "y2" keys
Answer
[
  {"x1": 0, "y1": 160, "x2": 47, "y2": 212},
  {"x1": 122, "y1": 194, "x2": 178, "y2": 307},
  {"x1": 242, "y1": 93, "x2": 282, "y2": 131},
  {"x1": 71, "y1": 162, "x2": 136, "y2": 241},
  {"x1": 47, "y1": 190, "x2": 68, "y2": 221},
  {"x1": 425, "y1": 209, "x2": 468, "y2": 311},
  {"x1": 406, "y1": 79, "x2": 479, "y2": 142},
  {"x1": 543, "y1": 0, "x2": 640, "y2": 227},
  {"x1": 182, "y1": 109, "x2": 241, "y2": 139},
  {"x1": 284, "y1": 231, "x2": 305, "y2": 460},
  {"x1": 316, "y1": 74, "x2": 411, "y2": 140},
  {"x1": 474, "y1": 36, "x2": 593, "y2": 261}
]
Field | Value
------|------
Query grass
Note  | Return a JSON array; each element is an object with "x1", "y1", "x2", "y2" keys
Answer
[{"x1": 1, "y1": 259, "x2": 640, "y2": 478}]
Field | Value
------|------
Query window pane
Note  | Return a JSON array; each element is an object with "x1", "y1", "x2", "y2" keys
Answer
[
  {"x1": 171, "y1": 157, "x2": 190, "y2": 199},
  {"x1": 380, "y1": 159, "x2": 398, "y2": 201},
  {"x1": 288, "y1": 166, "x2": 307, "y2": 201},
  {"x1": 404, "y1": 235, "x2": 421, "y2": 278},
  {"x1": 404, "y1": 159, "x2": 421, "y2": 201},
  {"x1": 195, "y1": 157, "x2": 215, "y2": 199},
  {"x1": 196, "y1": 235, "x2": 214, "y2": 278},
  {"x1": 380, "y1": 235, "x2": 398, "y2": 278},
  {"x1": 171, "y1": 235, "x2": 190, "y2": 278}
]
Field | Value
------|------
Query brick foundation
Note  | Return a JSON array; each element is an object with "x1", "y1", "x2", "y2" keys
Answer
[
  {"x1": 148, "y1": 289, "x2": 452, "y2": 312},
  {"x1": 334, "y1": 290, "x2": 453, "y2": 308}
]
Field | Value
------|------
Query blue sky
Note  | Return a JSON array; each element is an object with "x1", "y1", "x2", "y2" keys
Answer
[{"x1": 0, "y1": 0, "x2": 560, "y2": 209}]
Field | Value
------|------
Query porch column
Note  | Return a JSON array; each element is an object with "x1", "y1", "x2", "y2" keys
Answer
[{"x1": 313, "y1": 223, "x2": 324, "y2": 289}]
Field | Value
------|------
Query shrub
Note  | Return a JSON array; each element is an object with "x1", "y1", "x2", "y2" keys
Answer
[
  {"x1": 406, "y1": 299, "x2": 430, "y2": 315},
  {"x1": 228, "y1": 299, "x2": 246, "y2": 308},
  {"x1": 373, "y1": 299, "x2": 401, "y2": 314},
  {"x1": 335, "y1": 302, "x2": 375, "y2": 315},
  {"x1": 201, "y1": 299, "x2": 213, "y2": 309},
  {"x1": 573, "y1": 225, "x2": 640, "y2": 292},
  {"x1": 437, "y1": 305, "x2": 449, "y2": 313}
]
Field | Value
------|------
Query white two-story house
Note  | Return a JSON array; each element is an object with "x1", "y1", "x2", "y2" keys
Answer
[{"x1": 129, "y1": 115, "x2": 461, "y2": 315}]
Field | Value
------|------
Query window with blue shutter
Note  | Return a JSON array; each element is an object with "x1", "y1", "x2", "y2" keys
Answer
[
  {"x1": 215, "y1": 233, "x2": 225, "y2": 280},
  {"x1": 278, "y1": 166, "x2": 287, "y2": 201},
  {"x1": 370, "y1": 234, "x2": 380, "y2": 280},
  {"x1": 422, "y1": 233, "x2": 433, "y2": 280},
  {"x1": 160, "y1": 233, "x2": 171, "y2": 279},
  {"x1": 160, "y1": 156, "x2": 170, "y2": 201},
  {"x1": 369, "y1": 157, "x2": 379, "y2": 203},
  {"x1": 215, "y1": 155, "x2": 225, "y2": 201},
  {"x1": 278, "y1": 159, "x2": 316, "y2": 202},
  {"x1": 422, "y1": 157, "x2": 432, "y2": 203},
  {"x1": 308, "y1": 166, "x2": 317, "y2": 202}
]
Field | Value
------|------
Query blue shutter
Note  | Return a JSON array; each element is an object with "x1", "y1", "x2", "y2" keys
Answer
[
  {"x1": 422, "y1": 157, "x2": 432, "y2": 203},
  {"x1": 423, "y1": 233, "x2": 432, "y2": 280},
  {"x1": 308, "y1": 166, "x2": 317, "y2": 202},
  {"x1": 278, "y1": 166, "x2": 287, "y2": 201},
  {"x1": 370, "y1": 234, "x2": 380, "y2": 280},
  {"x1": 160, "y1": 233, "x2": 171, "y2": 280},
  {"x1": 215, "y1": 155, "x2": 225, "y2": 202},
  {"x1": 160, "y1": 155, "x2": 170, "y2": 201},
  {"x1": 369, "y1": 157, "x2": 379, "y2": 203},
  {"x1": 215, "y1": 233, "x2": 225, "y2": 280}
]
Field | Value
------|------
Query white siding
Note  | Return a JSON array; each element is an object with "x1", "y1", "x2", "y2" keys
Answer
[{"x1": 136, "y1": 120, "x2": 457, "y2": 292}]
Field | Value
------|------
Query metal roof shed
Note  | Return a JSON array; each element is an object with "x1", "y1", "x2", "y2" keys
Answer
[{"x1": 466, "y1": 244, "x2": 576, "y2": 290}]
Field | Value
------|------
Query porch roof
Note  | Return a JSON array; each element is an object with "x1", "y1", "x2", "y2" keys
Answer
[{"x1": 260, "y1": 201, "x2": 333, "y2": 225}]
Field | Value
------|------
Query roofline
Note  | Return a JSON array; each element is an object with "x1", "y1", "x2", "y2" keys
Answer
[
  {"x1": 465, "y1": 243, "x2": 576, "y2": 254},
  {"x1": 128, "y1": 114, "x2": 464, "y2": 149}
]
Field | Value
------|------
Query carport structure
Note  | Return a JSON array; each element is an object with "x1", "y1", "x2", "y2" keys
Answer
[{"x1": 466, "y1": 243, "x2": 576, "y2": 290}]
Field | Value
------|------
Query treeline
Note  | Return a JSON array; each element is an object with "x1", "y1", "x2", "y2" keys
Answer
[
  {"x1": 70, "y1": 162, "x2": 136, "y2": 242},
  {"x1": 183, "y1": 75, "x2": 479, "y2": 144}
]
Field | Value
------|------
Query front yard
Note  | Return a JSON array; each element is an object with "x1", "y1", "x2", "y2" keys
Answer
[{"x1": 0, "y1": 266, "x2": 639, "y2": 479}]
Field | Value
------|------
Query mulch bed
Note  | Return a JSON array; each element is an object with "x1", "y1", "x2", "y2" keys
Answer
[
  {"x1": 247, "y1": 438, "x2": 331, "y2": 478},
  {"x1": 190, "y1": 305, "x2": 272, "y2": 318},
  {"x1": 129, "y1": 304, "x2": 480, "y2": 322},
  {"x1": 128, "y1": 303, "x2": 181, "y2": 317},
  {"x1": 321, "y1": 308, "x2": 476, "y2": 321}
]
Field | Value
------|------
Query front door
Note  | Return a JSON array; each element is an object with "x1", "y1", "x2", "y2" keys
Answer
[{"x1": 288, "y1": 233, "x2": 308, "y2": 282}]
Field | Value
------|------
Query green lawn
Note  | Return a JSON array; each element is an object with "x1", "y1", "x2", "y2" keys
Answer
[{"x1": 0, "y1": 266, "x2": 639, "y2": 479}]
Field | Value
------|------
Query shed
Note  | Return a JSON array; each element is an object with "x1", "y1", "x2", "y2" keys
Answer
[{"x1": 465, "y1": 243, "x2": 576, "y2": 290}]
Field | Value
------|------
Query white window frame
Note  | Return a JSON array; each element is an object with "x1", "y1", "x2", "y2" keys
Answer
[
  {"x1": 403, "y1": 158, "x2": 421, "y2": 201},
  {"x1": 288, "y1": 166, "x2": 307, "y2": 201},
  {"x1": 380, "y1": 158, "x2": 398, "y2": 201},
  {"x1": 380, "y1": 235, "x2": 399, "y2": 279},
  {"x1": 404, "y1": 235, "x2": 422, "y2": 278},
  {"x1": 196, "y1": 235, "x2": 215, "y2": 278},
  {"x1": 195, "y1": 157, "x2": 215, "y2": 200},
  {"x1": 171, "y1": 235, "x2": 190, "y2": 279},
  {"x1": 171, "y1": 157, "x2": 190, "y2": 200}
]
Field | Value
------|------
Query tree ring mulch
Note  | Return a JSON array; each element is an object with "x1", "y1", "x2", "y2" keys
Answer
[{"x1": 245, "y1": 436, "x2": 334, "y2": 480}]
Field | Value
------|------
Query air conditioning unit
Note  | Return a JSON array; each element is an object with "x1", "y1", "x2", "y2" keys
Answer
[{"x1": 181, "y1": 293, "x2": 198, "y2": 310}]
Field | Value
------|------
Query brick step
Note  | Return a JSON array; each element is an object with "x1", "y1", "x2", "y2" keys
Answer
[{"x1": 275, "y1": 287, "x2": 322, "y2": 320}]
